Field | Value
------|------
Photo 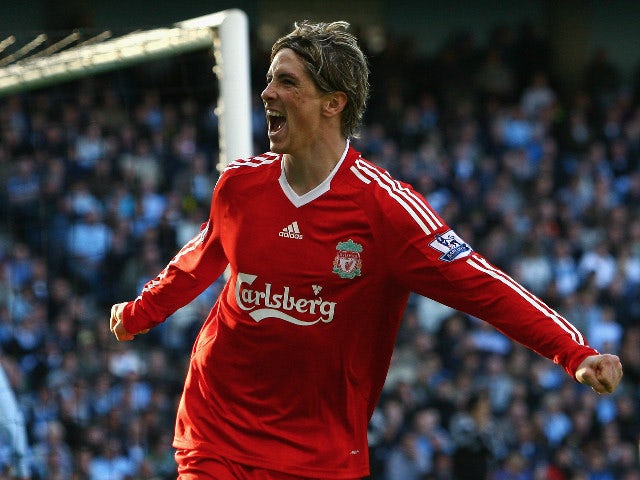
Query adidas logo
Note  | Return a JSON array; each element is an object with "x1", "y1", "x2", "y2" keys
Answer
[{"x1": 279, "y1": 221, "x2": 303, "y2": 239}]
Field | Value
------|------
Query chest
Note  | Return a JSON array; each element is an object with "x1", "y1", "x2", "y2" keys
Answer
[{"x1": 219, "y1": 184, "x2": 376, "y2": 289}]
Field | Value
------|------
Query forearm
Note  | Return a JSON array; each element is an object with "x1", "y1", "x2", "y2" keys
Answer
[
  {"x1": 122, "y1": 262, "x2": 226, "y2": 333},
  {"x1": 122, "y1": 221, "x2": 228, "y2": 334},
  {"x1": 425, "y1": 253, "x2": 598, "y2": 378}
]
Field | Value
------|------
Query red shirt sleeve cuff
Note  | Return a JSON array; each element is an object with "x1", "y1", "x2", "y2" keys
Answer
[
  {"x1": 121, "y1": 300, "x2": 148, "y2": 335},
  {"x1": 562, "y1": 346, "x2": 599, "y2": 381}
]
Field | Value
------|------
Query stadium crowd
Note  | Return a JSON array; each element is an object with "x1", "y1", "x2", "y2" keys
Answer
[{"x1": 0, "y1": 20, "x2": 639, "y2": 480}]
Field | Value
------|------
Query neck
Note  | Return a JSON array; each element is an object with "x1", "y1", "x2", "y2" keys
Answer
[{"x1": 282, "y1": 138, "x2": 348, "y2": 195}]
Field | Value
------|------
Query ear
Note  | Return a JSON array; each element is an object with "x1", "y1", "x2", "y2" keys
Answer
[{"x1": 323, "y1": 91, "x2": 347, "y2": 118}]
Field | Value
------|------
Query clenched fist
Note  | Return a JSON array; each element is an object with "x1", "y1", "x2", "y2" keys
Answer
[
  {"x1": 109, "y1": 302, "x2": 149, "y2": 341},
  {"x1": 575, "y1": 354, "x2": 623, "y2": 394}
]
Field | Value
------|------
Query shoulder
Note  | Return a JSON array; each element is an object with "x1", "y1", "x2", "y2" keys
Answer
[
  {"x1": 345, "y1": 155, "x2": 417, "y2": 204},
  {"x1": 216, "y1": 152, "x2": 280, "y2": 189},
  {"x1": 346, "y1": 155, "x2": 392, "y2": 187},
  {"x1": 345, "y1": 155, "x2": 444, "y2": 234},
  {"x1": 221, "y1": 151, "x2": 281, "y2": 176}
]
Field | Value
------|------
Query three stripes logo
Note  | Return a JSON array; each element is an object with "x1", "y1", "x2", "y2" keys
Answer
[{"x1": 279, "y1": 221, "x2": 303, "y2": 239}]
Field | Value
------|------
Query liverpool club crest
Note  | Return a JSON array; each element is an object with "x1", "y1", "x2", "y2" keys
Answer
[{"x1": 333, "y1": 239, "x2": 363, "y2": 279}]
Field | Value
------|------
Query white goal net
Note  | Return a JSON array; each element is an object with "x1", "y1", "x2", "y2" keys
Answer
[{"x1": 0, "y1": 8, "x2": 253, "y2": 169}]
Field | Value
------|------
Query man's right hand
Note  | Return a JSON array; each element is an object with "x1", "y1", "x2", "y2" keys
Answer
[{"x1": 110, "y1": 302, "x2": 149, "y2": 341}]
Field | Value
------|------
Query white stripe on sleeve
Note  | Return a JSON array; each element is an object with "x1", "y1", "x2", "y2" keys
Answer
[
  {"x1": 353, "y1": 159, "x2": 443, "y2": 234},
  {"x1": 467, "y1": 254, "x2": 585, "y2": 345}
]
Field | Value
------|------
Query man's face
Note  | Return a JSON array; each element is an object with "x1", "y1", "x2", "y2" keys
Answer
[{"x1": 261, "y1": 48, "x2": 326, "y2": 156}]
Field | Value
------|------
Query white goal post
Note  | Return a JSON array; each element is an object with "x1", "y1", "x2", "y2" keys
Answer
[{"x1": 0, "y1": 9, "x2": 253, "y2": 169}]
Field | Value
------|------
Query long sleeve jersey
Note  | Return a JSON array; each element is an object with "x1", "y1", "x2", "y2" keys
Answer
[{"x1": 122, "y1": 143, "x2": 597, "y2": 478}]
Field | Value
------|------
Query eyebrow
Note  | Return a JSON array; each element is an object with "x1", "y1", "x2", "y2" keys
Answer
[{"x1": 266, "y1": 71, "x2": 300, "y2": 83}]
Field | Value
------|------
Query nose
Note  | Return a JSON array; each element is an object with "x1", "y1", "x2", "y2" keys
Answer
[{"x1": 261, "y1": 81, "x2": 274, "y2": 104}]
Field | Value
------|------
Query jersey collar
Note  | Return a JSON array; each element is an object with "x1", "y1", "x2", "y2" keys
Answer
[{"x1": 279, "y1": 139, "x2": 351, "y2": 208}]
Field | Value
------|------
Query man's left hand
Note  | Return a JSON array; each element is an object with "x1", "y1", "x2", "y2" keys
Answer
[{"x1": 575, "y1": 354, "x2": 623, "y2": 394}]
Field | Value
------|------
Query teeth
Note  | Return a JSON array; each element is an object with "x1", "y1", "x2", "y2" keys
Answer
[{"x1": 267, "y1": 110, "x2": 285, "y2": 117}]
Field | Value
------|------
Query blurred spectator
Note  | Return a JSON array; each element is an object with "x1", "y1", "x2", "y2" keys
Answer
[
  {"x1": 384, "y1": 430, "x2": 431, "y2": 480},
  {"x1": 6, "y1": 157, "x2": 40, "y2": 248},
  {"x1": 6, "y1": 243, "x2": 34, "y2": 292},
  {"x1": 578, "y1": 241, "x2": 617, "y2": 290},
  {"x1": 413, "y1": 407, "x2": 453, "y2": 460},
  {"x1": 65, "y1": 179, "x2": 102, "y2": 220},
  {"x1": 584, "y1": 48, "x2": 621, "y2": 111},
  {"x1": 588, "y1": 305, "x2": 623, "y2": 353},
  {"x1": 119, "y1": 135, "x2": 163, "y2": 190},
  {"x1": 551, "y1": 239, "x2": 581, "y2": 297},
  {"x1": 88, "y1": 437, "x2": 136, "y2": 480},
  {"x1": 490, "y1": 451, "x2": 532, "y2": 480},
  {"x1": 477, "y1": 355, "x2": 515, "y2": 415},
  {"x1": 74, "y1": 122, "x2": 106, "y2": 175},
  {"x1": 0, "y1": 359, "x2": 31, "y2": 479},
  {"x1": 142, "y1": 431, "x2": 177, "y2": 479},
  {"x1": 476, "y1": 48, "x2": 517, "y2": 103},
  {"x1": 30, "y1": 420, "x2": 73, "y2": 479},
  {"x1": 449, "y1": 391, "x2": 499, "y2": 479},
  {"x1": 538, "y1": 393, "x2": 572, "y2": 448},
  {"x1": 521, "y1": 71, "x2": 557, "y2": 119},
  {"x1": 511, "y1": 241, "x2": 553, "y2": 295},
  {"x1": 65, "y1": 209, "x2": 112, "y2": 292},
  {"x1": 369, "y1": 397, "x2": 407, "y2": 477},
  {"x1": 173, "y1": 151, "x2": 215, "y2": 206},
  {"x1": 132, "y1": 179, "x2": 167, "y2": 238}
]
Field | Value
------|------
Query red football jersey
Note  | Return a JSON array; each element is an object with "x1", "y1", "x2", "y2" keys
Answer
[{"x1": 122, "y1": 143, "x2": 597, "y2": 478}]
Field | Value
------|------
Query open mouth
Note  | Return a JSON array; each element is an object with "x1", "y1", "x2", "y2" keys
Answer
[{"x1": 267, "y1": 110, "x2": 286, "y2": 135}]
